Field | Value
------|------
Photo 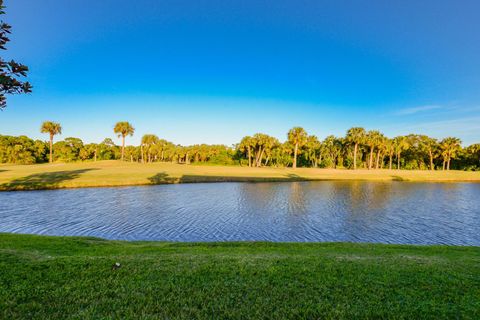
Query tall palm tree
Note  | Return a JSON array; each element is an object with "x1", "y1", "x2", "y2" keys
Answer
[
  {"x1": 287, "y1": 127, "x2": 308, "y2": 169},
  {"x1": 440, "y1": 137, "x2": 461, "y2": 170},
  {"x1": 114, "y1": 121, "x2": 135, "y2": 161},
  {"x1": 40, "y1": 121, "x2": 62, "y2": 163},
  {"x1": 345, "y1": 127, "x2": 366, "y2": 170}
]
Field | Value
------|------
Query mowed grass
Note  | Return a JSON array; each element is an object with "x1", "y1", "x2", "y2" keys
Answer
[
  {"x1": 0, "y1": 160, "x2": 479, "y2": 190},
  {"x1": 0, "y1": 234, "x2": 479, "y2": 319}
]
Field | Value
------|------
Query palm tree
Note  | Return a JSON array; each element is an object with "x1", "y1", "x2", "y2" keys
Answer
[
  {"x1": 323, "y1": 135, "x2": 343, "y2": 168},
  {"x1": 385, "y1": 139, "x2": 395, "y2": 170},
  {"x1": 114, "y1": 122, "x2": 135, "y2": 161},
  {"x1": 40, "y1": 121, "x2": 62, "y2": 163},
  {"x1": 141, "y1": 134, "x2": 159, "y2": 163},
  {"x1": 304, "y1": 135, "x2": 322, "y2": 167},
  {"x1": 419, "y1": 136, "x2": 438, "y2": 170},
  {"x1": 440, "y1": 137, "x2": 461, "y2": 170},
  {"x1": 375, "y1": 135, "x2": 387, "y2": 169},
  {"x1": 393, "y1": 136, "x2": 409, "y2": 170},
  {"x1": 365, "y1": 130, "x2": 382, "y2": 170},
  {"x1": 239, "y1": 136, "x2": 254, "y2": 167},
  {"x1": 287, "y1": 127, "x2": 308, "y2": 169},
  {"x1": 345, "y1": 127, "x2": 366, "y2": 170}
]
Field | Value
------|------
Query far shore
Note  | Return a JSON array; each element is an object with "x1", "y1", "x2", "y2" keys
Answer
[{"x1": 0, "y1": 160, "x2": 479, "y2": 191}]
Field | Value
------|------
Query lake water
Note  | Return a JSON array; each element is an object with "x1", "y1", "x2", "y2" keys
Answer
[{"x1": 0, "y1": 182, "x2": 479, "y2": 245}]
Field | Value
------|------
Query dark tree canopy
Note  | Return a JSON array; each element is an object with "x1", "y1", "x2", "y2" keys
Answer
[{"x1": 0, "y1": 0, "x2": 31, "y2": 109}]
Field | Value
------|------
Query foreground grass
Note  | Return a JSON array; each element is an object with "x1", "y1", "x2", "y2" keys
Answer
[
  {"x1": 0, "y1": 160, "x2": 479, "y2": 190},
  {"x1": 0, "y1": 234, "x2": 479, "y2": 319}
]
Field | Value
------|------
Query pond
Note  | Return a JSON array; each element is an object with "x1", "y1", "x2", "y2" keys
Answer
[{"x1": 0, "y1": 182, "x2": 479, "y2": 245}]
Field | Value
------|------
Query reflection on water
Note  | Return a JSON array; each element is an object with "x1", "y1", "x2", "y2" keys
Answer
[{"x1": 0, "y1": 182, "x2": 479, "y2": 245}]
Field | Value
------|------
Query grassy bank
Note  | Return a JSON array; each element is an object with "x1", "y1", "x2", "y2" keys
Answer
[
  {"x1": 0, "y1": 160, "x2": 479, "y2": 190},
  {"x1": 0, "y1": 234, "x2": 478, "y2": 319}
]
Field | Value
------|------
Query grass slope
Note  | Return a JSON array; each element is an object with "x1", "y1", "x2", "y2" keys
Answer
[
  {"x1": 0, "y1": 234, "x2": 479, "y2": 319},
  {"x1": 0, "y1": 160, "x2": 479, "y2": 190}
]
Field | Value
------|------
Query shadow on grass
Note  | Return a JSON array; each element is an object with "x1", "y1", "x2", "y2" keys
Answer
[
  {"x1": 0, "y1": 169, "x2": 98, "y2": 190},
  {"x1": 285, "y1": 173, "x2": 307, "y2": 180},
  {"x1": 0, "y1": 170, "x2": 8, "y2": 173},
  {"x1": 391, "y1": 176, "x2": 406, "y2": 181},
  {"x1": 148, "y1": 172, "x2": 178, "y2": 184},
  {"x1": 147, "y1": 172, "x2": 310, "y2": 184}
]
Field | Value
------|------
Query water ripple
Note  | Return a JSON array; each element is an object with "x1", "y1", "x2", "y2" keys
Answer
[{"x1": 0, "y1": 182, "x2": 479, "y2": 244}]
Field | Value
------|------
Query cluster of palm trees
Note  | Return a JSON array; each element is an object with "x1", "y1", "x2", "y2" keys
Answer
[
  {"x1": 237, "y1": 127, "x2": 469, "y2": 170},
  {"x1": 38, "y1": 120, "x2": 477, "y2": 170}
]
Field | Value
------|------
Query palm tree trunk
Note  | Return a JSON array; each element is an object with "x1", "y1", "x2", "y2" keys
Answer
[
  {"x1": 121, "y1": 135, "x2": 125, "y2": 161},
  {"x1": 141, "y1": 145, "x2": 144, "y2": 163},
  {"x1": 353, "y1": 143, "x2": 358, "y2": 170},
  {"x1": 247, "y1": 147, "x2": 252, "y2": 167},
  {"x1": 429, "y1": 150, "x2": 434, "y2": 170},
  {"x1": 368, "y1": 146, "x2": 374, "y2": 170},
  {"x1": 257, "y1": 148, "x2": 265, "y2": 167},
  {"x1": 293, "y1": 143, "x2": 298, "y2": 169},
  {"x1": 49, "y1": 134, "x2": 53, "y2": 163},
  {"x1": 397, "y1": 152, "x2": 401, "y2": 170},
  {"x1": 375, "y1": 150, "x2": 381, "y2": 169},
  {"x1": 447, "y1": 158, "x2": 451, "y2": 170},
  {"x1": 389, "y1": 152, "x2": 393, "y2": 170}
]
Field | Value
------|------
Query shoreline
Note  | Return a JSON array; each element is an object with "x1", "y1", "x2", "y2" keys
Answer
[{"x1": 1, "y1": 160, "x2": 479, "y2": 191}]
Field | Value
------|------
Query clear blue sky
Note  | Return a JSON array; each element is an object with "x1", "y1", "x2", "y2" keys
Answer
[{"x1": 2, "y1": 0, "x2": 480, "y2": 146}]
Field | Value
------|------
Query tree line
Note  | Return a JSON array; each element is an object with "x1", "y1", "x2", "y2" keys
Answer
[{"x1": 0, "y1": 121, "x2": 478, "y2": 170}]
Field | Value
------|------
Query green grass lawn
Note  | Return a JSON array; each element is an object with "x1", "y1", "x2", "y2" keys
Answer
[
  {"x1": 0, "y1": 160, "x2": 479, "y2": 190},
  {"x1": 0, "y1": 234, "x2": 479, "y2": 319}
]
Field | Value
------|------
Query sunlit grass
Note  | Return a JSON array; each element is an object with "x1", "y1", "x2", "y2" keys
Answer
[
  {"x1": 0, "y1": 160, "x2": 479, "y2": 190},
  {"x1": 1, "y1": 233, "x2": 479, "y2": 318}
]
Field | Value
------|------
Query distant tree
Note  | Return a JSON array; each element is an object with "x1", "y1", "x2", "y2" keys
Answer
[
  {"x1": 323, "y1": 135, "x2": 343, "y2": 168},
  {"x1": 465, "y1": 144, "x2": 480, "y2": 169},
  {"x1": 393, "y1": 136, "x2": 409, "y2": 170},
  {"x1": 53, "y1": 137, "x2": 83, "y2": 162},
  {"x1": 365, "y1": 130, "x2": 382, "y2": 170},
  {"x1": 40, "y1": 121, "x2": 62, "y2": 163},
  {"x1": 287, "y1": 127, "x2": 308, "y2": 169},
  {"x1": 385, "y1": 139, "x2": 395, "y2": 169},
  {"x1": 345, "y1": 127, "x2": 366, "y2": 170},
  {"x1": 239, "y1": 136, "x2": 255, "y2": 167},
  {"x1": 440, "y1": 137, "x2": 461, "y2": 170},
  {"x1": 97, "y1": 138, "x2": 118, "y2": 160},
  {"x1": 0, "y1": 0, "x2": 32, "y2": 109},
  {"x1": 124, "y1": 145, "x2": 139, "y2": 162},
  {"x1": 304, "y1": 135, "x2": 322, "y2": 167},
  {"x1": 375, "y1": 134, "x2": 387, "y2": 169},
  {"x1": 141, "y1": 134, "x2": 159, "y2": 163},
  {"x1": 113, "y1": 121, "x2": 135, "y2": 161},
  {"x1": 418, "y1": 135, "x2": 438, "y2": 170}
]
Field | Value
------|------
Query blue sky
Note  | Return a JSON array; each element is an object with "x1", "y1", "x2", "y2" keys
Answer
[{"x1": 1, "y1": 0, "x2": 480, "y2": 145}]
